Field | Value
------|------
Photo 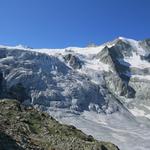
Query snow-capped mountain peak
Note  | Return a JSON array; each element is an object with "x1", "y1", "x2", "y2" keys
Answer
[{"x1": 1, "y1": 37, "x2": 150, "y2": 150}]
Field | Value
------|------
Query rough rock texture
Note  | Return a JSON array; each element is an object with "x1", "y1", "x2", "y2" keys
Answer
[
  {"x1": 111, "y1": 39, "x2": 134, "y2": 57},
  {"x1": 0, "y1": 48, "x2": 122, "y2": 114},
  {"x1": 139, "y1": 38, "x2": 150, "y2": 53},
  {"x1": 8, "y1": 83, "x2": 30, "y2": 102},
  {"x1": 63, "y1": 54, "x2": 83, "y2": 69},
  {"x1": 0, "y1": 99, "x2": 119, "y2": 150},
  {"x1": 0, "y1": 71, "x2": 3, "y2": 94},
  {"x1": 96, "y1": 45, "x2": 135, "y2": 98},
  {"x1": 0, "y1": 70, "x2": 7, "y2": 98},
  {"x1": 0, "y1": 37, "x2": 150, "y2": 118},
  {"x1": 1, "y1": 37, "x2": 150, "y2": 150}
]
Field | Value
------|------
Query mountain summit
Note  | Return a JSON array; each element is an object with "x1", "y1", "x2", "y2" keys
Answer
[{"x1": 0, "y1": 37, "x2": 150, "y2": 150}]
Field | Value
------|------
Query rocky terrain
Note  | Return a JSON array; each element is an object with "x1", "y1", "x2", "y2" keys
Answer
[
  {"x1": 0, "y1": 99, "x2": 119, "y2": 150},
  {"x1": 0, "y1": 37, "x2": 150, "y2": 149}
]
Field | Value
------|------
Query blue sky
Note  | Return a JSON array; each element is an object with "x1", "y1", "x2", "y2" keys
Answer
[{"x1": 0, "y1": 0, "x2": 150, "y2": 48}]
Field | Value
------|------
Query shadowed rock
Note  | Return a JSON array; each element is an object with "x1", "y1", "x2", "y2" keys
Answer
[
  {"x1": 64, "y1": 54, "x2": 83, "y2": 69},
  {"x1": 96, "y1": 45, "x2": 135, "y2": 98},
  {"x1": 0, "y1": 99, "x2": 120, "y2": 150}
]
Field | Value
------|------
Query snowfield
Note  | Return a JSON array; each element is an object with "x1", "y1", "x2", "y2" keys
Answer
[{"x1": 1, "y1": 37, "x2": 150, "y2": 150}]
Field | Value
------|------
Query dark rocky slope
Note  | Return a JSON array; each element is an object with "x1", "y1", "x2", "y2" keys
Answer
[{"x1": 0, "y1": 99, "x2": 119, "y2": 150}]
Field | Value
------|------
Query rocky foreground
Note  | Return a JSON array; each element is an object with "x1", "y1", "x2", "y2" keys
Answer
[{"x1": 0, "y1": 99, "x2": 119, "y2": 150}]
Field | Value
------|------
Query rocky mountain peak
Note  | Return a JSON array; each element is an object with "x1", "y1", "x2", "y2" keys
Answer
[{"x1": 1, "y1": 37, "x2": 150, "y2": 150}]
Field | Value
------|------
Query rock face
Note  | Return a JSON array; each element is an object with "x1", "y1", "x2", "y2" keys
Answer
[
  {"x1": 0, "y1": 70, "x2": 7, "y2": 98},
  {"x1": 139, "y1": 38, "x2": 150, "y2": 53},
  {"x1": 96, "y1": 45, "x2": 135, "y2": 98},
  {"x1": 1, "y1": 37, "x2": 150, "y2": 150},
  {"x1": 0, "y1": 48, "x2": 123, "y2": 114},
  {"x1": 0, "y1": 37, "x2": 150, "y2": 117},
  {"x1": 0, "y1": 71, "x2": 3, "y2": 94},
  {"x1": 0, "y1": 99, "x2": 119, "y2": 150},
  {"x1": 8, "y1": 83, "x2": 30, "y2": 103},
  {"x1": 63, "y1": 54, "x2": 83, "y2": 69}
]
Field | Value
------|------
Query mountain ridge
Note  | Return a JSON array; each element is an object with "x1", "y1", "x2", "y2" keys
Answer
[{"x1": 1, "y1": 37, "x2": 150, "y2": 150}]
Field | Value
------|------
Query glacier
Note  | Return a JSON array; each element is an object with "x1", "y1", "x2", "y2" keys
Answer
[{"x1": 0, "y1": 37, "x2": 150, "y2": 150}]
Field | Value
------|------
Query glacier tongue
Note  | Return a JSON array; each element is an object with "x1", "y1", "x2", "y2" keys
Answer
[{"x1": 48, "y1": 108, "x2": 150, "y2": 150}]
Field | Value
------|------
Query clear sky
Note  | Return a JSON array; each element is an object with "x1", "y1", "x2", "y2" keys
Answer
[{"x1": 0, "y1": 0, "x2": 150, "y2": 48}]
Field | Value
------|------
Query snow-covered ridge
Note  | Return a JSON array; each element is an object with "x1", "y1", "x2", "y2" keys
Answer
[
  {"x1": 0, "y1": 44, "x2": 104, "y2": 55},
  {"x1": 1, "y1": 37, "x2": 150, "y2": 72},
  {"x1": 0, "y1": 44, "x2": 32, "y2": 50},
  {"x1": 0, "y1": 36, "x2": 147, "y2": 56},
  {"x1": 1, "y1": 37, "x2": 150, "y2": 75},
  {"x1": 0, "y1": 37, "x2": 130, "y2": 55},
  {"x1": 1, "y1": 37, "x2": 150, "y2": 81},
  {"x1": 1, "y1": 37, "x2": 150, "y2": 150}
]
